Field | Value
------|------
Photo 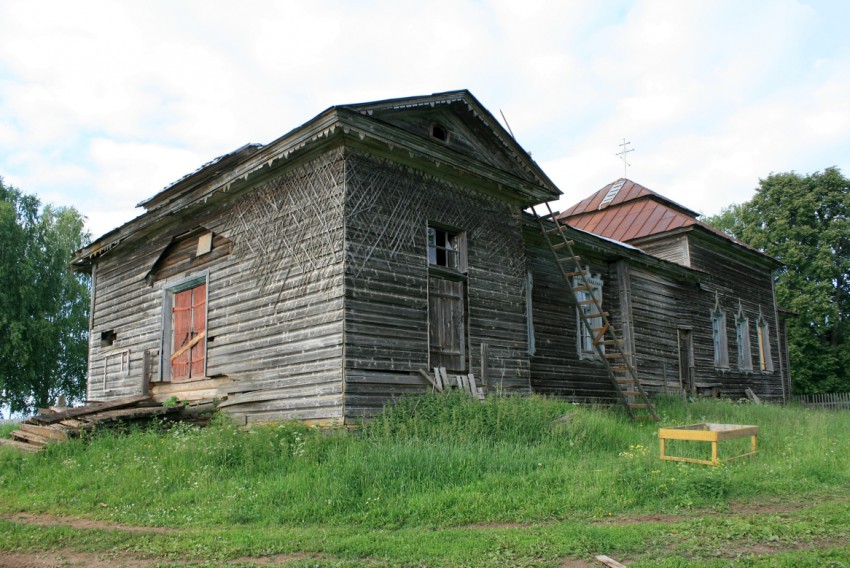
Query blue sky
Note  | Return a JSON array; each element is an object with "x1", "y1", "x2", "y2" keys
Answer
[{"x1": 1, "y1": 0, "x2": 849, "y2": 238}]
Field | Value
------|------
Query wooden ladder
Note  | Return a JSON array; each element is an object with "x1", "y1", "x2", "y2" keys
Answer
[{"x1": 533, "y1": 202, "x2": 658, "y2": 421}]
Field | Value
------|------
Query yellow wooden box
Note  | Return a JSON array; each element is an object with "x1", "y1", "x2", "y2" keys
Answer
[{"x1": 658, "y1": 423, "x2": 758, "y2": 466}]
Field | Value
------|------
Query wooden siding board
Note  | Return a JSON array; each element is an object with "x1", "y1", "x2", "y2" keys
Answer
[
  {"x1": 87, "y1": 149, "x2": 347, "y2": 423},
  {"x1": 343, "y1": 151, "x2": 531, "y2": 419},
  {"x1": 686, "y1": 237, "x2": 784, "y2": 400},
  {"x1": 638, "y1": 235, "x2": 690, "y2": 266},
  {"x1": 524, "y1": 227, "x2": 620, "y2": 401}
]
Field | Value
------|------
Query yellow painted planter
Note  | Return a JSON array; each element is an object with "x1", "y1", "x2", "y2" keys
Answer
[{"x1": 658, "y1": 423, "x2": 758, "y2": 466}]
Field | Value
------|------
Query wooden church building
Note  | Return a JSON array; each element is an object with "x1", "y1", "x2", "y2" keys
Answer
[{"x1": 72, "y1": 90, "x2": 790, "y2": 425}]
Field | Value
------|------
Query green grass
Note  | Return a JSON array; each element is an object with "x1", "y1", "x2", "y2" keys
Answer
[
  {"x1": 1, "y1": 393, "x2": 849, "y2": 566},
  {"x1": 0, "y1": 423, "x2": 17, "y2": 439}
]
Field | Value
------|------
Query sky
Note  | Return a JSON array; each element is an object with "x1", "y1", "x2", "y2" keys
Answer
[{"x1": 1, "y1": 0, "x2": 849, "y2": 239}]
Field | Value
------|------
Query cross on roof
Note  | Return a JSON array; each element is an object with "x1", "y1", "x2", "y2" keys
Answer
[{"x1": 616, "y1": 138, "x2": 634, "y2": 178}]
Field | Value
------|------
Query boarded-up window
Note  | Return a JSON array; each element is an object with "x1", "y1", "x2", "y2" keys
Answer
[
  {"x1": 757, "y1": 314, "x2": 773, "y2": 372},
  {"x1": 427, "y1": 223, "x2": 467, "y2": 371},
  {"x1": 711, "y1": 302, "x2": 729, "y2": 369},
  {"x1": 735, "y1": 305, "x2": 752, "y2": 371}
]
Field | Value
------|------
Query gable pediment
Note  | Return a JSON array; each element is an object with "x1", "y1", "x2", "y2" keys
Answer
[
  {"x1": 345, "y1": 91, "x2": 556, "y2": 193},
  {"x1": 366, "y1": 103, "x2": 527, "y2": 178}
]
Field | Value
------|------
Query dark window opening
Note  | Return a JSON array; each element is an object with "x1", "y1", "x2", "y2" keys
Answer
[
  {"x1": 100, "y1": 330, "x2": 117, "y2": 347},
  {"x1": 430, "y1": 123, "x2": 448, "y2": 142},
  {"x1": 428, "y1": 226, "x2": 465, "y2": 270}
]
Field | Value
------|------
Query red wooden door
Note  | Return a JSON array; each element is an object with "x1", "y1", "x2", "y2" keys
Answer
[{"x1": 171, "y1": 283, "x2": 206, "y2": 381}]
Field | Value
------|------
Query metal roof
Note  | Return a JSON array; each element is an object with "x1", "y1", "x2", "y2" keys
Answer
[
  {"x1": 559, "y1": 178, "x2": 774, "y2": 261},
  {"x1": 561, "y1": 178, "x2": 699, "y2": 219}
]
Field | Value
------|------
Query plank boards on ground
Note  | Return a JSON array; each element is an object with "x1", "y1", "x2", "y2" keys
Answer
[
  {"x1": 429, "y1": 367, "x2": 485, "y2": 400},
  {"x1": 595, "y1": 555, "x2": 628, "y2": 568},
  {"x1": 0, "y1": 438, "x2": 41, "y2": 453},
  {"x1": 30, "y1": 395, "x2": 152, "y2": 425},
  {"x1": 1, "y1": 394, "x2": 221, "y2": 453}
]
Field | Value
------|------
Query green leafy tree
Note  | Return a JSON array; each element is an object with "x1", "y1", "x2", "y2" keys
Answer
[
  {"x1": 704, "y1": 167, "x2": 850, "y2": 394},
  {"x1": 0, "y1": 177, "x2": 91, "y2": 415}
]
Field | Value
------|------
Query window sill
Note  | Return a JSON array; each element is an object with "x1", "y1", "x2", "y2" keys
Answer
[
  {"x1": 165, "y1": 376, "x2": 212, "y2": 385},
  {"x1": 428, "y1": 266, "x2": 467, "y2": 281}
]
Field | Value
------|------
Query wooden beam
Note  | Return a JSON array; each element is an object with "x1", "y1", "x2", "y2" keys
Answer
[
  {"x1": 30, "y1": 395, "x2": 151, "y2": 425},
  {"x1": 417, "y1": 369, "x2": 442, "y2": 393},
  {"x1": 0, "y1": 438, "x2": 41, "y2": 453},
  {"x1": 18, "y1": 423, "x2": 69, "y2": 442},
  {"x1": 170, "y1": 330, "x2": 206, "y2": 362},
  {"x1": 745, "y1": 388, "x2": 762, "y2": 404},
  {"x1": 479, "y1": 343, "x2": 489, "y2": 388},
  {"x1": 595, "y1": 555, "x2": 628, "y2": 568}
]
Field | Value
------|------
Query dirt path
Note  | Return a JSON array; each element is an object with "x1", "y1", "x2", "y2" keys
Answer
[
  {"x1": 2, "y1": 512, "x2": 180, "y2": 534},
  {"x1": 0, "y1": 549, "x2": 156, "y2": 568},
  {"x1": 2, "y1": 498, "x2": 846, "y2": 567},
  {"x1": 0, "y1": 513, "x2": 343, "y2": 567}
]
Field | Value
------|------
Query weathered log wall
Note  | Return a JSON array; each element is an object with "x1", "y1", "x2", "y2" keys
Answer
[
  {"x1": 626, "y1": 265, "x2": 699, "y2": 394},
  {"x1": 86, "y1": 139, "x2": 786, "y2": 426},
  {"x1": 635, "y1": 234, "x2": 691, "y2": 266},
  {"x1": 524, "y1": 225, "x2": 621, "y2": 403},
  {"x1": 525, "y1": 222, "x2": 786, "y2": 403},
  {"x1": 687, "y1": 235, "x2": 786, "y2": 401},
  {"x1": 342, "y1": 150, "x2": 530, "y2": 422},
  {"x1": 88, "y1": 148, "x2": 347, "y2": 425}
]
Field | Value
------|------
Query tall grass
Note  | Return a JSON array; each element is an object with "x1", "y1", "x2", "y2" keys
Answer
[{"x1": 1, "y1": 393, "x2": 848, "y2": 530}]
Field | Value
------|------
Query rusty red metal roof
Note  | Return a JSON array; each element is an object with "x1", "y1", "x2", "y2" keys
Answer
[
  {"x1": 561, "y1": 178, "x2": 699, "y2": 218},
  {"x1": 562, "y1": 179, "x2": 699, "y2": 242},
  {"x1": 560, "y1": 178, "x2": 770, "y2": 259}
]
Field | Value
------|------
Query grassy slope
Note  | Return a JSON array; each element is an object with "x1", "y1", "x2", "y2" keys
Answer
[{"x1": 0, "y1": 394, "x2": 849, "y2": 566}]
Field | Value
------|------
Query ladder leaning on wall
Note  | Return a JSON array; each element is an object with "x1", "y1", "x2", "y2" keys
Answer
[{"x1": 533, "y1": 202, "x2": 658, "y2": 421}]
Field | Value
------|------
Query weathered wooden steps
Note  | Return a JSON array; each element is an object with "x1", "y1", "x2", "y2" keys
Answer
[{"x1": 1, "y1": 395, "x2": 221, "y2": 453}]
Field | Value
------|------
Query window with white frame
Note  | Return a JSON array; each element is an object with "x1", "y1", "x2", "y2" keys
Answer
[
  {"x1": 573, "y1": 271, "x2": 604, "y2": 358},
  {"x1": 757, "y1": 313, "x2": 773, "y2": 372},
  {"x1": 711, "y1": 300, "x2": 729, "y2": 369},
  {"x1": 735, "y1": 305, "x2": 752, "y2": 371}
]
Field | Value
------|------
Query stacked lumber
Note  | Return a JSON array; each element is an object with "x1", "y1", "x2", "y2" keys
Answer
[
  {"x1": 418, "y1": 367, "x2": 486, "y2": 400},
  {"x1": 0, "y1": 395, "x2": 220, "y2": 453}
]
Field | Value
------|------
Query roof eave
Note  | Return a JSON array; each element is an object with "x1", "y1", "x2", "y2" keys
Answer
[
  {"x1": 523, "y1": 214, "x2": 703, "y2": 281},
  {"x1": 73, "y1": 108, "x2": 348, "y2": 267},
  {"x1": 74, "y1": 99, "x2": 560, "y2": 267}
]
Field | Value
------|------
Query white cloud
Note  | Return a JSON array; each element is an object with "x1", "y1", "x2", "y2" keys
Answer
[{"x1": 0, "y1": 0, "x2": 849, "y2": 238}]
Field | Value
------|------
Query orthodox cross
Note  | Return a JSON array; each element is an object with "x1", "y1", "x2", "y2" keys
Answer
[{"x1": 616, "y1": 138, "x2": 634, "y2": 178}]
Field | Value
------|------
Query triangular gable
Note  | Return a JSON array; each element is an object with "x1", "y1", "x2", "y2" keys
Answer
[{"x1": 342, "y1": 90, "x2": 558, "y2": 194}]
